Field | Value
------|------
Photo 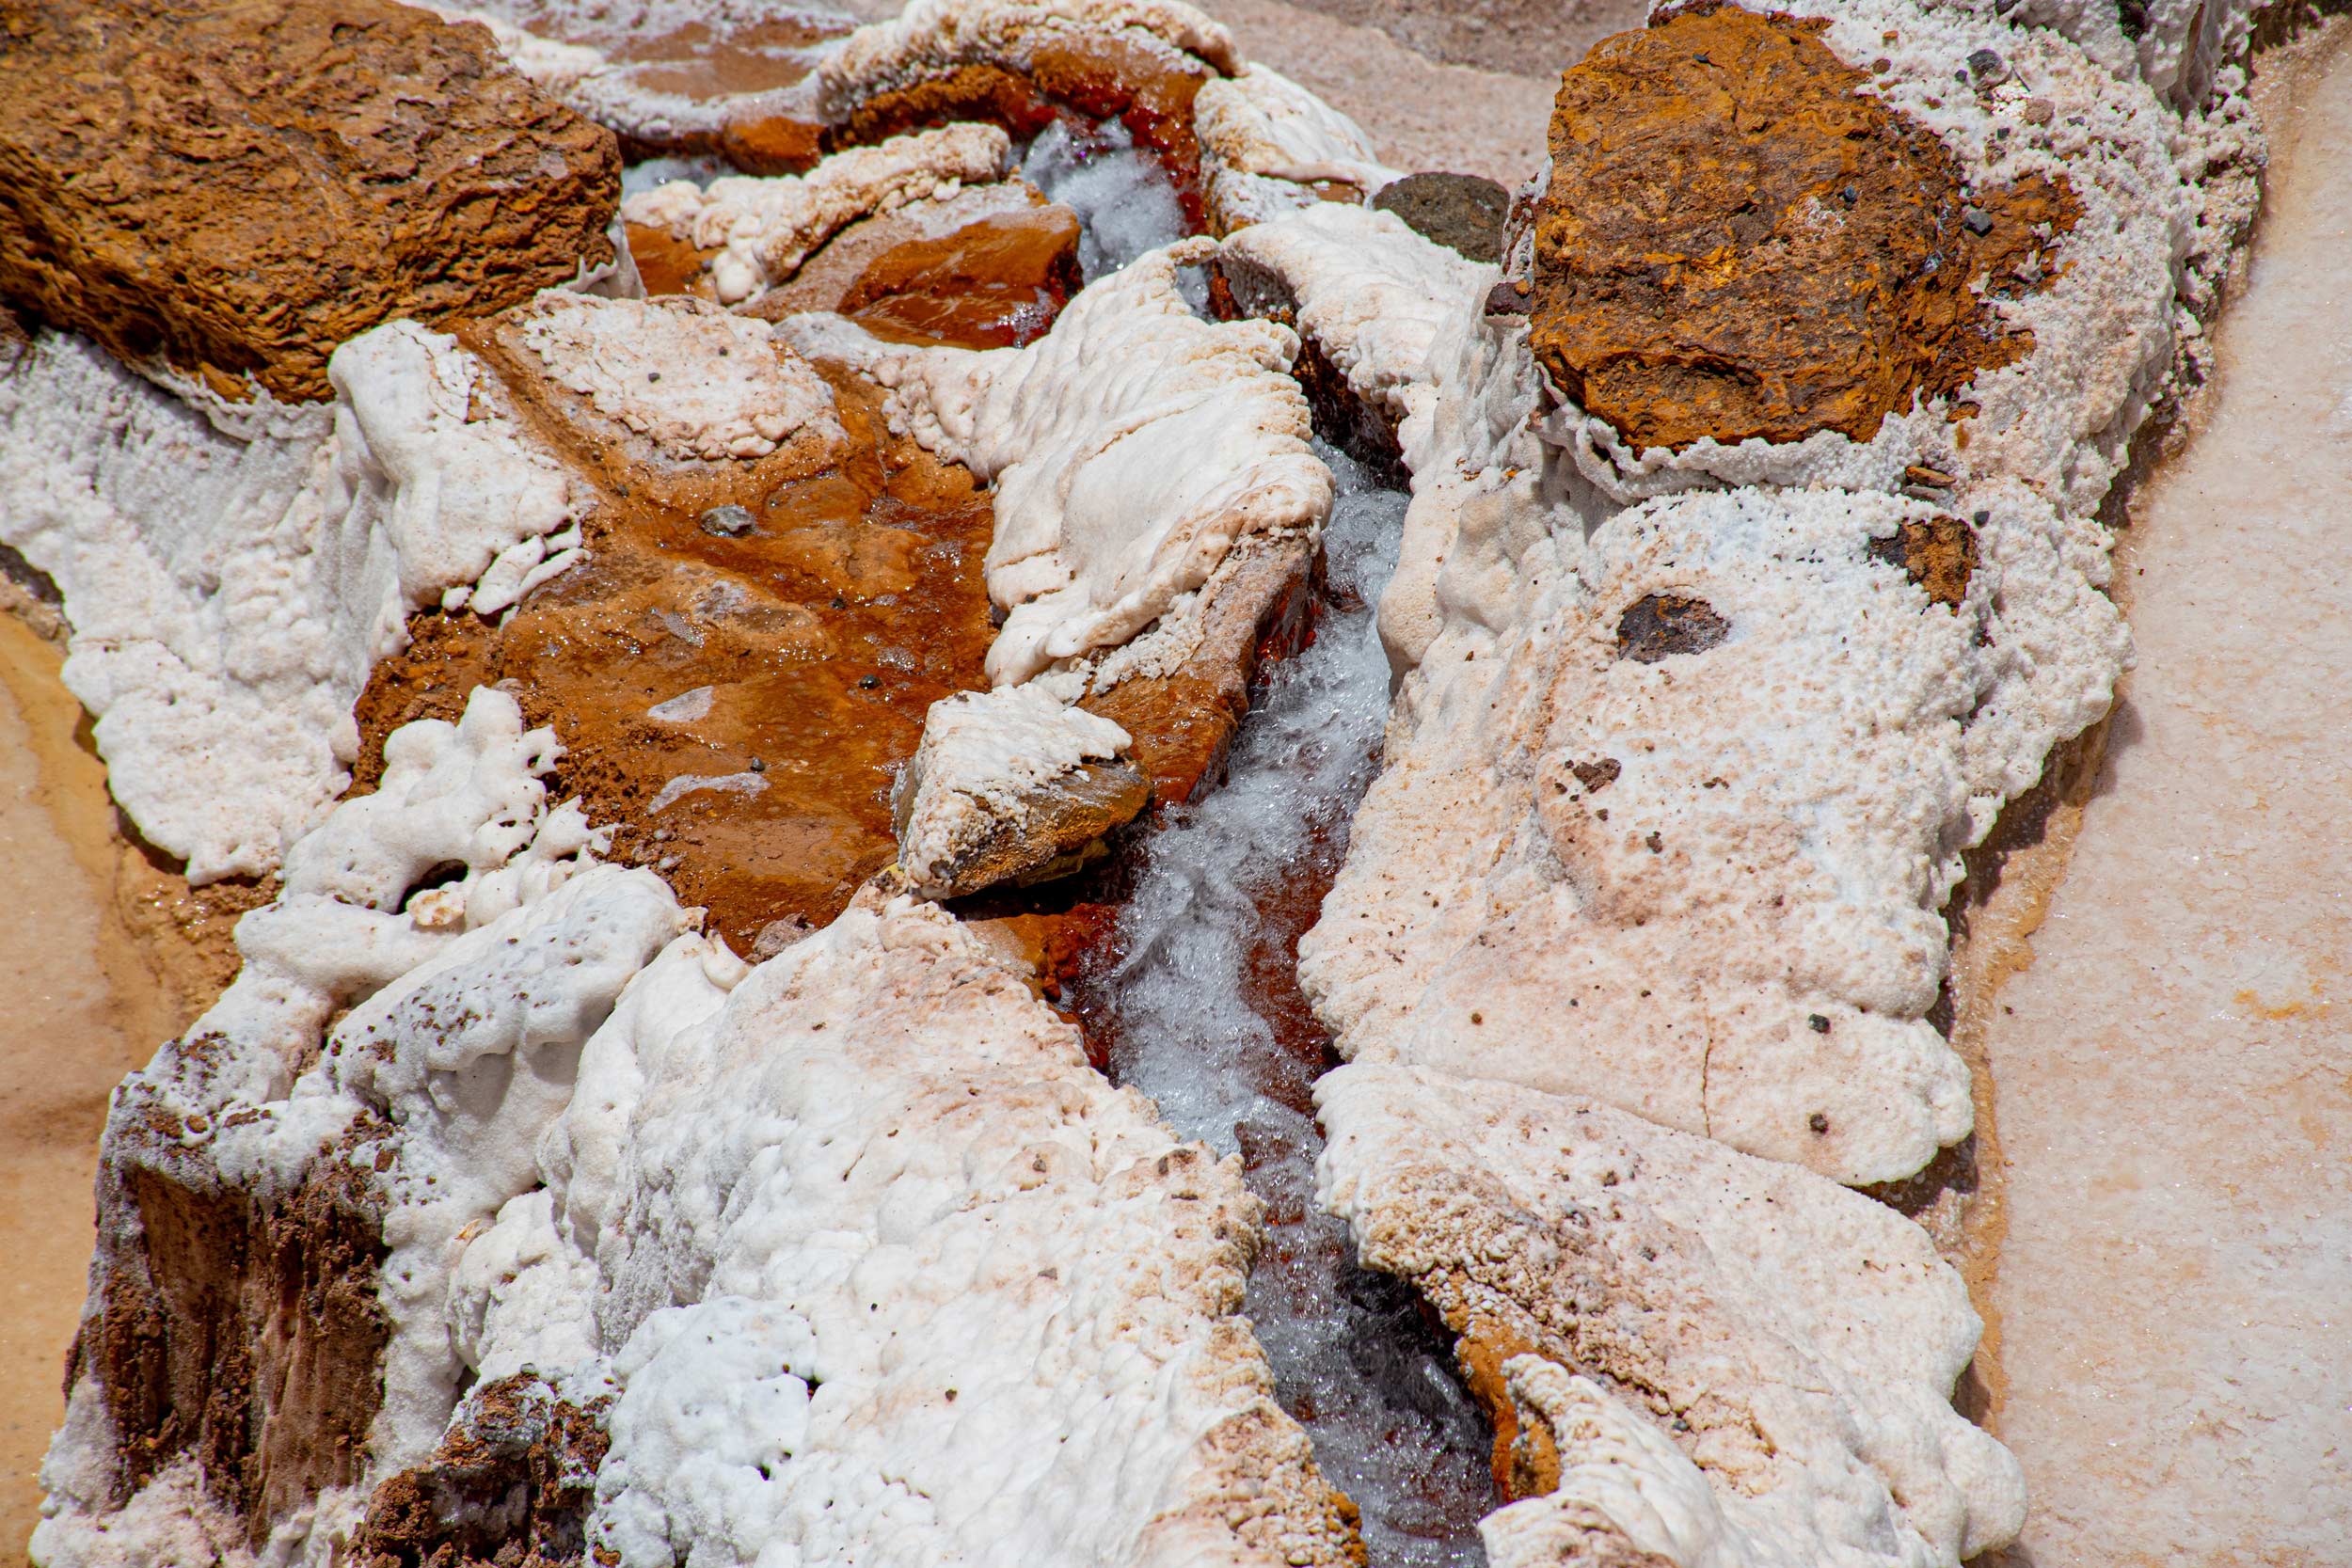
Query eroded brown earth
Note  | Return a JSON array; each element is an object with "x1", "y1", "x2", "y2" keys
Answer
[
  {"x1": 0, "y1": 0, "x2": 619, "y2": 401},
  {"x1": 1531, "y1": 3, "x2": 2079, "y2": 451}
]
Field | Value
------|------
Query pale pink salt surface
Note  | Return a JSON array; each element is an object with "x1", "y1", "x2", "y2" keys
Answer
[{"x1": 1983, "y1": 27, "x2": 2352, "y2": 1564}]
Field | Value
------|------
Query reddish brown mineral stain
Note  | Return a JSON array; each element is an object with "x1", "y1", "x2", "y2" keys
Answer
[
  {"x1": 838, "y1": 208, "x2": 1086, "y2": 349},
  {"x1": 1531, "y1": 4, "x2": 2080, "y2": 452},
  {"x1": 353, "y1": 359, "x2": 997, "y2": 959}
]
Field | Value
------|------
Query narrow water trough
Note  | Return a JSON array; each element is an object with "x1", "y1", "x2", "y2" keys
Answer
[{"x1": 1075, "y1": 442, "x2": 1498, "y2": 1565}]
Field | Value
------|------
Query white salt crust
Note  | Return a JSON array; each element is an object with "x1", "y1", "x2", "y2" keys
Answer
[
  {"x1": 1218, "y1": 203, "x2": 1494, "y2": 445},
  {"x1": 813, "y1": 0, "x2": 1239, "y2": 121},
  {"x1": 621, "y1": 124, "x2": 1013, "y2": 305},
  {"x1": 1192, "y1": 65, "x2": 1401, "y2": 233},
  {"x1": 0, "y1": 326, "x2": 586, "y2": 880},
  {"x1": 39, "y1": 689, "x2": 1355, "y2": 1568},
  {"x1": 782, "y1": 239, "x2": 1332, "y2": 686},
  {"x1": 1319, "y1": 1066, "x2": 2025, "y2": 1568},
  {"x1": 895, "y1": 682, "x2": 1134, "y2": 896},
  {"x1": 1302, "y1": 483, "x2": 2134, "y2": 1183},
  {"x1": 514, "y1": 294, "x2": 844, "y2": 460},
  {"x1": 1546, "y1": 0, "x2": 2192, "y2": 519}
]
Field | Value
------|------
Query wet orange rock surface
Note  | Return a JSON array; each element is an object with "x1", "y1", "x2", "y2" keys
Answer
[
  {"x1": 355, "y1": 351, "x2": 997, "y2": 959},
  {"x1": 1531, "y1": 3, "x2": 2078, "y2": 451}
]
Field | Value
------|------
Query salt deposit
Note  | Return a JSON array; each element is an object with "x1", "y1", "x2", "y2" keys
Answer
[
  {"x1": 1305, "y1": 484, "x2": 2122, "y2": 1182},
  {"x1": 784, "y1": 239, "x2": 1332, "y2": 686},
  {"x1": 1194, "y1": 64, "x2": 1402, "y2": 231},
  {"x1": 1318, "y1": 1065, "x2": 2025, "y2": 1568},
  {"x1": 894, "y1": 683, "x2": 1140, "y2": 898},
  {"x1": 620, "y1": 125, "x2": 1012, "y2": 303},
  {"x1": 813, "y1": 0, "x2": 1239, "y2": 119},
  {"x1": 513, "y1": 294, "x2": 843, "y2": 460},
  {"x1": 0, "y1": 325, "x2": 588, "y2": 880}
]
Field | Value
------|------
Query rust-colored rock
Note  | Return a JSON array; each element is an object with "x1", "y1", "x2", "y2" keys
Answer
[
  {"x1": 1613, "y1": 592, "x2": 1728, "y2": 663},
  {"x1": 353, "y1": 347, "x2": 996, "y2": 958},
  {"x1": 1531, "y1": 4, "x2": 2079, "y2": 452},
  {"x1": 732, "y1": 197, "x2": 1085, "y2": 351},
  {"x1": 0, "y1": 0, "x2": 620, "y2": 401},
  {"x1": 1868, "y1": 514, "x2": 1979, "y2": 608}
]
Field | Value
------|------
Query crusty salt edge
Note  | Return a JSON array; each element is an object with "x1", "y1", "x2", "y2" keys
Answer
[
  {"x1": 1555, "y1": 0, "x2": 2192, "y2": 518},
  {"x1": 813, "y1": 0, "x2": 1240, "y2": 122},
  {"x1": 620, "y1": 124, "x2": 1013, "y2": 305},
  {"x1": 896, "y1": 682, "x2": 1134, "y2": 893},
  {"x1": 1193, "y1": 65, "x2": 1404, "y2": 233},
  {"x1": 512, "y1": 293, "x2": 844, "y2": 459},
  {"x1": 1318, "y1": 1066, "x2": 2026, "y2": 1567},
  {"x1": 40, "y1": 684, "x2": 1359, "y2": 1565},
  {"x1": 1304, "y1": 483, "x2": 2123, "y2": 1182},
  {"x1": 1218, "y1": 203, "x2": 1493, "y2": 441},
  {"x1": 780, "y1": 239, "x2": 1333, "y2": 686},
  {"x1": 0, "y1": 325, "x2": 587, "y2": 881}
]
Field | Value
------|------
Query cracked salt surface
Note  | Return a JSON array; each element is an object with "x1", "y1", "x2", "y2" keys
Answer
[{"x1": 1082, "y1": 441, "x2": 1496, "y2": 1564}]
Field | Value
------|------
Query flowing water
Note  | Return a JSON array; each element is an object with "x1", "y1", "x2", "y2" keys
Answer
[{"x1": 1081, "y1": 443, "x2": 1496, "y2": 1565}]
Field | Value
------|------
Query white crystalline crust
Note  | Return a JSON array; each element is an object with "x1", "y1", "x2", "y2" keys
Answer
[
  {"x1": 0, "y1": 327, "x2": 586, "y2": 880},
  {"x1": 896, "y1": 683, "x2": 1133, "y2": 893},
  {"x1": 1303, "y1": 483, "x2": 2128, "y2": 1182},
  {"x1": 1192, "y1": 66, "x2": 1402, "y2": 233},
  {"x1": 514, "y1": 293, "x2": 843, "y2": 460},
  {"x1": 1555, "y1": 0, "x2": 2191, "y2": 518},
  {"x1": 1218, "y1": 204, "x2": 1493, "y2": 446},
  {"x1": 813, "y1": 0, "x2": 1239, "y2": 121},
  {"x1": 40, "y1": 689, "x2": 1354, "y2": 1568},
  {"x1": 784, "y1": 240, "x2": 1333, "y2": 685},
  {"x1": 1318, "y1": 1066, "x2": 2026, "y2": 1568},
  {"x1": 621, "y1": 125, "x2": 1013, "y2": 305}
]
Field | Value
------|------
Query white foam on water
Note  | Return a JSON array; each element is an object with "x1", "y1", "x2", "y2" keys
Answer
[
  {"x1": 1086, "y1": 439, "x2": 1494, "y2": 1565},
  {"x1": 1019, "y1": 119, "x2": 1190, "y2": 282}
]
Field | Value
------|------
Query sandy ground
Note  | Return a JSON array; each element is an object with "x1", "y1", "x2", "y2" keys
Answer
[
  {"x1": 1978, "y1": 23, "x2": 2352, "y2": 1564},
  {"x1": 0, "y1": 616, "x2": 180, "y2": 1561}
]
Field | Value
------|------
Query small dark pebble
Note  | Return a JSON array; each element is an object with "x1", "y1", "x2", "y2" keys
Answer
[
  {"x1": 1873, "y1": 55, "x2": 1892, "y2": 71},
  {"x1": 648, "y1": 371, "x2": 661, "y2": 382},
  {"x1": 1808, "y1": 1013, "x2": 1832, "y2": 1034},
  {"x1": 699, "y1": 503, "x2": 755, "y2": 537},
  {"x1": 1963, "y1": 206, "x2": 1994, "y2": 236},
  {"x1": 1843, "y1": 182, "x2": 1860, "y2": 204},
  {"x1": 748, "y1": 756, "x2": 765, "y2": 773},
  {"x1": 1973, "y1": 508, "x2": 1992, "y2": 525},
  {"x1": 1808, "y1": 1112, "x2": 1832, "y2": 1133},
  {"x1": 1968, "y1": 47, "x2": 2006, "y2": 80},
  {"x1": 859, "y1": 674, "x2": 880, "y2": 689}
]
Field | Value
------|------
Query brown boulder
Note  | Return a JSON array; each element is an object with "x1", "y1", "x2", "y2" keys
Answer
[
  {"x1": 0, "y1": 0, "x2": 620, "y2": 401},
  {"x1": 1531, "y1": 4, "x2": 2077, "y2": 453}
]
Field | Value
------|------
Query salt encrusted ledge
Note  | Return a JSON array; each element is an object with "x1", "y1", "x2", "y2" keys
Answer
[
  {"x1": 1318, "y1": 1066, "x2": 2026, "y2": 1568},
  {"x1": 784, "y1": 237, "x2": 1331, "y2": 687},
  {"x1": 38, "y1": 690, "x2": 1359, "y2": 1567}
]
